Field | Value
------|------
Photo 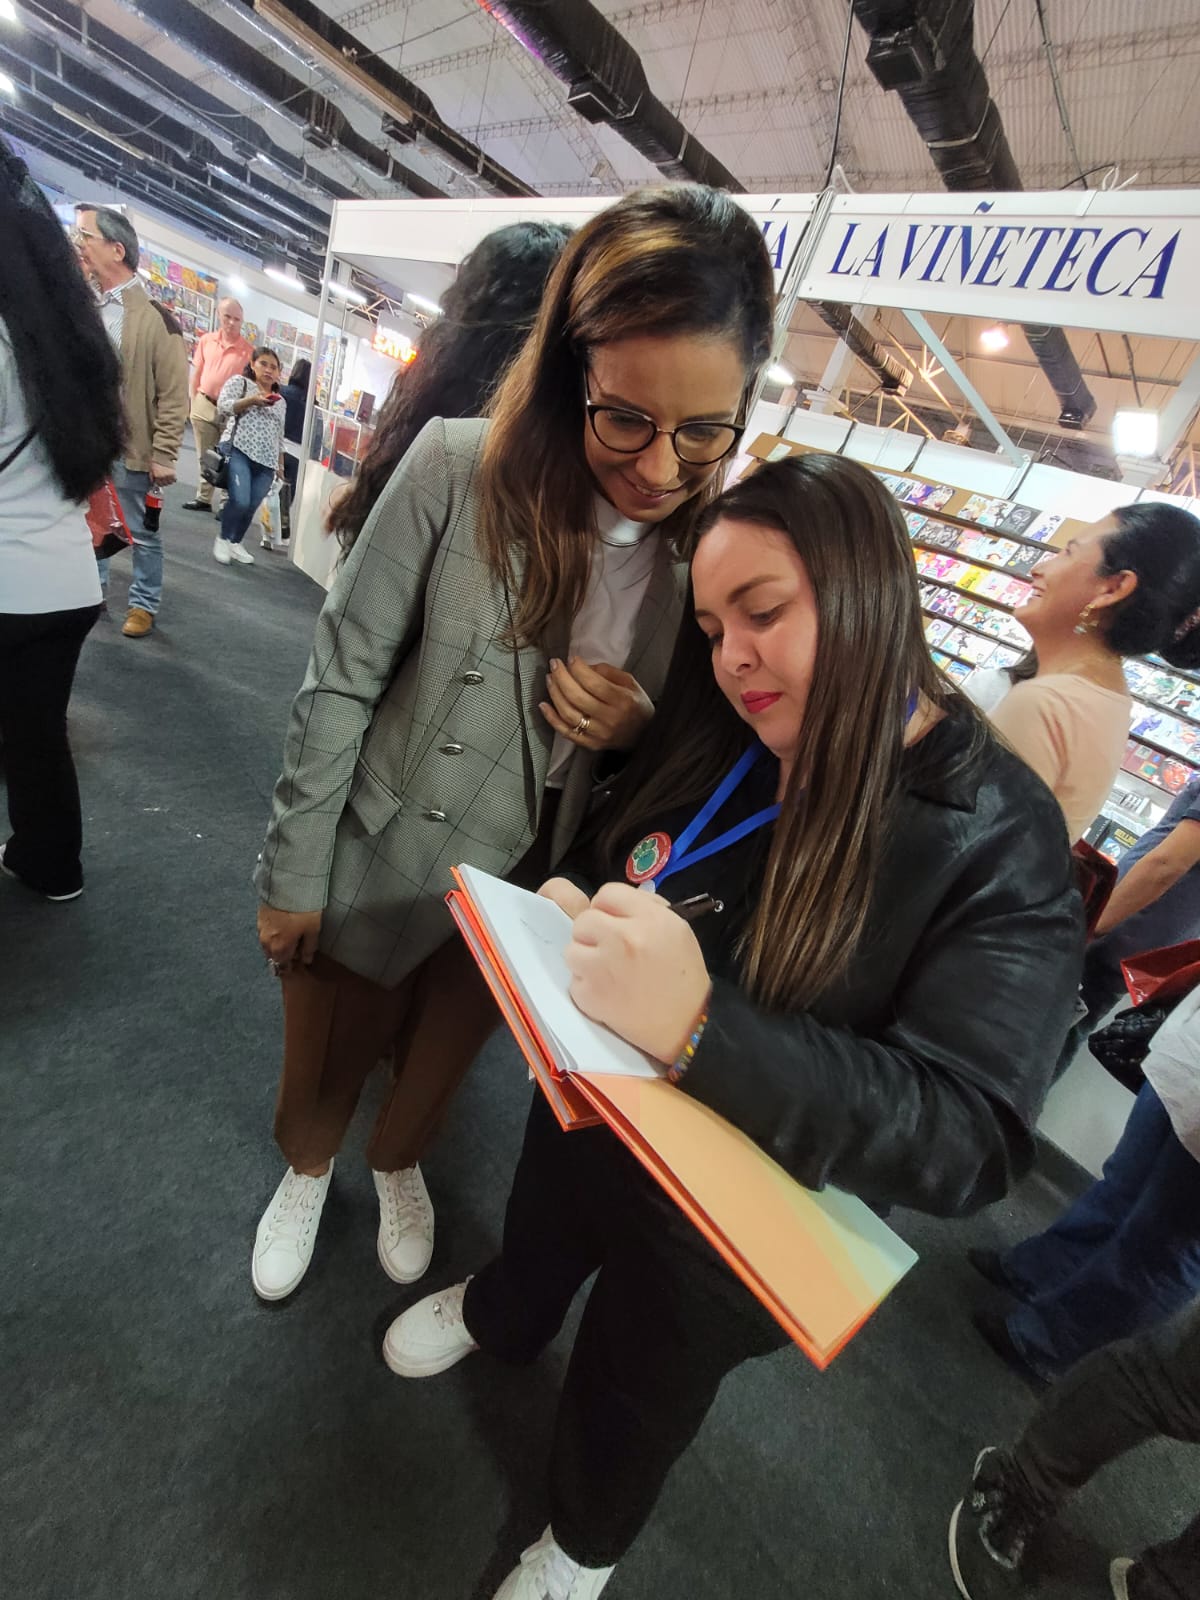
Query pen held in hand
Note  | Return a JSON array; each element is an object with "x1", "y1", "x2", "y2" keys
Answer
[{"x1": 669, "y1": 893, "x2": 724, "y2": 924}]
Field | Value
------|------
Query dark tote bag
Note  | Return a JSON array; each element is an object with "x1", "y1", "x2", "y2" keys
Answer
[{"x1": 200, "y1": 378, "x2": 250, "y2": 489}]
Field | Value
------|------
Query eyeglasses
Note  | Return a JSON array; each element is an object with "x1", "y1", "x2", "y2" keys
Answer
[
  {"x1": 71, "y1": 226, "x2": 101, "y2": 245},
  {"x1": 583, "y1": 378, "x2": 743, "y2": 466}
]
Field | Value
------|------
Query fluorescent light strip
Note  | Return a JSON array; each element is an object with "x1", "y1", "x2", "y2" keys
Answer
[
  {"x1": 0, "y1": 1, "x2": 19, "y2": 26},
  {"x1": 0, "y1": 71, "x2": 13, "y2": 95},
  {"x1": 264, "y1": 264, "x2": 304, "y2": 288},
  {"x1": 407, "y1": 292, "x2": 442, "y2": 316},
  {"x1": 766, "y1": 364, "x2": 794, "y2": 385},
  {"x1": 326, "y1": 280, "x2": 367, "y2": 305},
  {"x1": 50, "y1": 101, "x2": 145, "y2": 160}
]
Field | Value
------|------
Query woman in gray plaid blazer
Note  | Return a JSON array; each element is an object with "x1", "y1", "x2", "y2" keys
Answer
[{"x1": 250, "y1": 185, "x2": 777, "y2": 1304}]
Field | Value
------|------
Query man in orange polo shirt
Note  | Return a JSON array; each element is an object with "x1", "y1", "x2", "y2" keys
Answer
[{"x1": 182, "y1": 298, "x2": 252, "y2": 514}]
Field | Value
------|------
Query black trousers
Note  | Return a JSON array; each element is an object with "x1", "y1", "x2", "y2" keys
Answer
[
  {"x1": 1013, "y1": 1299, "x2": 1200, "y2": 1599},
  {"x1": 462, "y1": 1092, "x2": 791, "y2": 1568},
  {"x1": 0, "y1": 604, "x2": 101, "y2": 897}
]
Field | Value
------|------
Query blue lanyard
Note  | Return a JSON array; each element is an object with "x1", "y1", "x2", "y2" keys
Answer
[{"x1": 651, "y1": 746, "x2": 780, "y2": 890}]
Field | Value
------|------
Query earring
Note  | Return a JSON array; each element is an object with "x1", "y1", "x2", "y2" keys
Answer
[{"x1": 1074, "y1": 603, "x2": 1096, "y2": 636}]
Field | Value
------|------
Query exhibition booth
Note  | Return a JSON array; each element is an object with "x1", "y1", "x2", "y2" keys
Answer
[{"x1": 296, "y1": 185, "x2": 1200, "y2": 1178}]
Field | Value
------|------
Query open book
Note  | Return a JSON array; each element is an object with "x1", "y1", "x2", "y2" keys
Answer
[{"x1": 447, "y1": 863, "x2": 918, "y2": 1368}]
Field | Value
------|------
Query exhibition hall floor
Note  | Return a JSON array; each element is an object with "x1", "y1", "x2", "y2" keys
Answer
[{"x1": 2, "y1": 467, "x2": 1195, "y2": 1600}]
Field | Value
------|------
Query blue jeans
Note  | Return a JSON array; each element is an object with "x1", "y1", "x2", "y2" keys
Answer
[
  {"x1": 220, "y1": 448, "x2": 274, "y2": 546},
  {"x1": 97, "y1": 464, "x2": 163, "y2": 616},
  {"x1": 1001, "y1": 1085, "x2": 1200, "y2": 1378}
]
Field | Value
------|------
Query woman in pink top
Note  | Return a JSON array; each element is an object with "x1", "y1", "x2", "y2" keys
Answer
[{"x1": 973, "y1": 505, "x2": 1200, "y2": 841}]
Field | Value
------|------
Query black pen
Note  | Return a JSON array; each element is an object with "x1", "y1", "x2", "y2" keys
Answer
[{"x1": 669, "y1": 893, "x2": 724, "y2": 924}]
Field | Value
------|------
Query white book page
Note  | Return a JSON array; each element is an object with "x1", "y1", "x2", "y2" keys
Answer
[{"x1": 458, "y1": 865, "x2": 663, "y2": 1080}]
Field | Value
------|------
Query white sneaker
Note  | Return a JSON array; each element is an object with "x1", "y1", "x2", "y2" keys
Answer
[
  {"x1": 228, "y1": 542, "x2": 255, "y2": 565},
  {"x1": 213, "y1": 536, "x2": 231, "y2": 566},
  {"x1": 493, "y1": 1529, "x2": 615, "y2": 1600},
  {"x1": 1110, "y1": 1557, "x2": 1135, "y2": 1599},
  {"x1": 382, "y1": 1281, "x2": 478, "y2": 1377},
  {"x1": 373, "y1": 1163, "x2": 435, "y2": 1283},
  {"x1": 251, "y1": 1162, "x2": 333, "y2": 1301}
]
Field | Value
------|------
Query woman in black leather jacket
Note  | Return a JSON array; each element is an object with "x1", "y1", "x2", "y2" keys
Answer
[{"x1": 382, "y1": 453, "x2": 1086, "y2": 1600}]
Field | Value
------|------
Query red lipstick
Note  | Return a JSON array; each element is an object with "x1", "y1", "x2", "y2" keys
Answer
[{"x1": 740, "y1": 691, "x2": 782, "y2": 715}]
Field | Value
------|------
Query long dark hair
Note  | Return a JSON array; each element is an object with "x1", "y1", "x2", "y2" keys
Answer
[
  {"x1": 287, "y1": 358, "x2": 312, "y2": 393},
  {"x1": 597, "y1": 454, "x2": 989, "y2": 1011},
  {"x1": 481, "y1": 186, "x2": 777, "y2": 647},
  {"x1": 331, "y1": 220, "x2": 572, "y2": 552},
  {"x1": 0, "y1": 139, "x2": 123, "y2": 499},
  {"x1": 1010, "y1": 501, "x2": 1200, "y2": 681}
]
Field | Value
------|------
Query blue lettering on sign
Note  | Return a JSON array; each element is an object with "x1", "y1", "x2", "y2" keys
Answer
[
  {"x1": 760, "y1": 219, "x2": 789, "y2": 272},
  {"x1": 817, "y1": 215, "x2": 1184, "y2": 303}
]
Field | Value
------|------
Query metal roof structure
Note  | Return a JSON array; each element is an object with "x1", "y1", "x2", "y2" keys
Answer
[{"x1": 3, "y1": 0, "x2": 1199, "y2": 479}]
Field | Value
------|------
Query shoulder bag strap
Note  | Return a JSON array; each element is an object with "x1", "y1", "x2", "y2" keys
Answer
[{"x1": 0, "y1": 425, "x2": 37, "y2": 475}]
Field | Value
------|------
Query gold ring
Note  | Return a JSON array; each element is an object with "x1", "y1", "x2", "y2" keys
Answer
[{"x1": 573, "y1": 715, "x2": 590, "y2": 737}]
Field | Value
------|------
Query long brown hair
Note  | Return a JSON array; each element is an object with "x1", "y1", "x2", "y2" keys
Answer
[
  {"x1": 597, "y1": 454, "x2": 990, "y2": 1011},
  {"x1": 480, "y1": 186, "x2": 776, "y2": 647},
  {"x1": 331, "y1": 220, "x2": 572, "y2": 553}
]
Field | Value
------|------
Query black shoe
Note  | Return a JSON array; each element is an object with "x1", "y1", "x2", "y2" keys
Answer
[
  {"x1": 180, "y1": 499, "x2": 212, "y2": 512},
  {"x1": 948, "y1": 1446, "x2": 1045, "y2": 1598},
  {"x1": 973, "y1": 1307, "x2": 1050, "y2": 1390},
  {"x1": 968, "y1": 1247, "x2": 1021, "y2": 1295}
]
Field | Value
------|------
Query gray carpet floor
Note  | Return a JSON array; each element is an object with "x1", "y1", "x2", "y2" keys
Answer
[{"x1": 2, "y1": 466, "x2": 1196, "y2": 1599}]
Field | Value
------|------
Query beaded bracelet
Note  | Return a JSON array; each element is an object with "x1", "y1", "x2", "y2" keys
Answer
[{"x1": 667, "y1": 1003, "x2": 709, "y2": 1085}]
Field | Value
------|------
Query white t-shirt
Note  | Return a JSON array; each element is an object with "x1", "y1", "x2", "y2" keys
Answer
[
  {"x1": 0, "y1": 323, "x2": 101, "y2": 615},
  {"x1": 1143, "y1": 985, "x2": 1200, "y2": 1163},
  {"x1": 546, "y1": 497, "x2": 656, "y2": 787}
]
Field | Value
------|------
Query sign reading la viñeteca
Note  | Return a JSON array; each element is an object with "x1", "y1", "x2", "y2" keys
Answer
[{"x1": 800, "y1": 192, "x2": 1200, "y2": 338}]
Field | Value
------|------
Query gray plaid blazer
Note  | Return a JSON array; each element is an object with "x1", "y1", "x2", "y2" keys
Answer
[{"x1": 257, "y1": 418, "x2": 687, "y2": 989}]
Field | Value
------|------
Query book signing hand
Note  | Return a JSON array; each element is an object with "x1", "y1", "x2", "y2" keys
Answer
[
  {"x1": 564, "y1": 882, "x2": 711, "y2": 1065},
  {"x1": 539, "y1": 657, "x2": 654, "y2": 752}
]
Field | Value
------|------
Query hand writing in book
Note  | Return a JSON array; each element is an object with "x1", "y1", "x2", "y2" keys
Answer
[
  {"x1": 537, "y1": 878, "x2": 591, "y2": 920},
  {"x1": 564, "y1": 882, "x2": 711, "y2": 1065}
]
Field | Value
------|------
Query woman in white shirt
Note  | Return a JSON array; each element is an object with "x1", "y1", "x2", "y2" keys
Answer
[
  {"x1": 0, "y1": 138, "x2": 122, "y2": 901},
  {"x1": 214, "y1": 347, "x2": 285, "y2": 568}
]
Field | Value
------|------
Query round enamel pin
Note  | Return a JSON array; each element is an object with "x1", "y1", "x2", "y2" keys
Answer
[{"x1": 626, "y1": 831, "x2": 671, "y2": 888}]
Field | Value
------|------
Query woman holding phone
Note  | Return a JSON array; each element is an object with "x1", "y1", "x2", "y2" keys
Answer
[
  {"x1": 214, "y1": 345, "x2": 284, "y2": 568},
  {"x1": 384, "y1": 454, "x2": 1086, "y2": 1600},
  {"x1": 251, "y1": 187, "x2": 776, "y2": 1305}
]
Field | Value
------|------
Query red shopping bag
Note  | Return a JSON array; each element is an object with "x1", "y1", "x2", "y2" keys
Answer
[
  {"x1": 1122, "y1": 940, "x2": 1200, "y2": 1007},
  {"x1": 85, "y1": 479, "x2": 131, "y2": 560},
  {"x1": 1072, "y1": 839, "x2": 1118, "y2": 940}
]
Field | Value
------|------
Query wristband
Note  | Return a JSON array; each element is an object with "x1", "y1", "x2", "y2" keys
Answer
[{"x1": 666, "y1": 1001, "x2": 709, "y2": 1085}]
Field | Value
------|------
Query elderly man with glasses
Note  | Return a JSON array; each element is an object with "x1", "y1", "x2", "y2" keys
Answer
[{"x1": 73, "y1": 206, "x2": 188, "y2": 639}]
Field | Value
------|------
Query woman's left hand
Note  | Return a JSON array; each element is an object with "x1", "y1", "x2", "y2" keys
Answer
[
  {"x1": 539, "y1": 657, "x2": 654, "y2": 752},
  {"x1": 565, "y1": 883, "x2": 711, "y2": 1065}
]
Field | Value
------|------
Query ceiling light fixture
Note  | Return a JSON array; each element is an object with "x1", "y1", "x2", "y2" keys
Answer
[
  {"x1": 0, "y1": 1, "x2": 19, "y2": 25},
  {"x1": 264, "y1": 264, "x2": 306, "y2": 291},
  {"x1": 1112, "y1": 410, "x2": 1159, "y2": 458},
  {"x1": 979, "y1": 324, "x2": 1009, "y2": 353},
  {"x1": 0, "y1": 70, "x2": 15, "y2": 95},
  {"x1": 326, "y1": 280, "x2": 367, "y2": 305},
  {"x1": 766, "y1": 364, "x2": 794, "y2": 385},
  {"x1": 406, "y1": 292, "x2": 442, "y2": 316},
  {"x1": 50, "y1": 102, "x2": 145, "y2": 160}
]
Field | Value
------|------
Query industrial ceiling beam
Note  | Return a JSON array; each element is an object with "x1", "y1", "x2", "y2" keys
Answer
[{"x1": 902, "y1": 310, "x2": 1027, "y2": 466}]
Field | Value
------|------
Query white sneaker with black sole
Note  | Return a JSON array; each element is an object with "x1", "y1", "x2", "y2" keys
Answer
[
  {"x1": 0, "y1": 844, "x2": 83, "y2": 901},
  {"x1": 251, "y1": 1161, "x2": 333, "y2": 1301},
  {"x1": 212, "y1": 536, "x2": 231, "y2": 566},
  {"x1": 383, "y1": 1281, "x2": 478, "y2": 1377},
  {"x1": 228, "y1": 542, "x2": 255, "y2": 565},
  {"x1": 373, "y1": 1163, "x2": 434, "y2": 1283},
  {"x1": 492, "y1": 1529, "x2": 615, "y2": 1600}
]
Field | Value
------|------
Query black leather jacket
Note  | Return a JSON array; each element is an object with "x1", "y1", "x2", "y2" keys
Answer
[{"x1": 586, "y1": 713, "x2": 1085, "y2": 1219}]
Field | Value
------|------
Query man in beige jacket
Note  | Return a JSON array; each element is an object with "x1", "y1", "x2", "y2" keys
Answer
[{"x1": 74, "y1": 206, "x2": 188, "y2": 638}]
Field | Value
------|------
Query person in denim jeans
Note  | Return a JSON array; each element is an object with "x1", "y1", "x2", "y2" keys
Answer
[
  {"x1": 73, "y1": 205, "x2": 187, "y2": 637},
  {"x1": 973, "y1": 989, "x2": 1200, "y2": 1385},
  {"x1": 213, "y1": 348, "x2": 285, "y2": 569}
]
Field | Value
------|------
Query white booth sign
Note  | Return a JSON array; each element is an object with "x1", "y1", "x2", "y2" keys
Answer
[{"x1": 800, "y1": 190, "x2": 1200, "y2": 340}]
